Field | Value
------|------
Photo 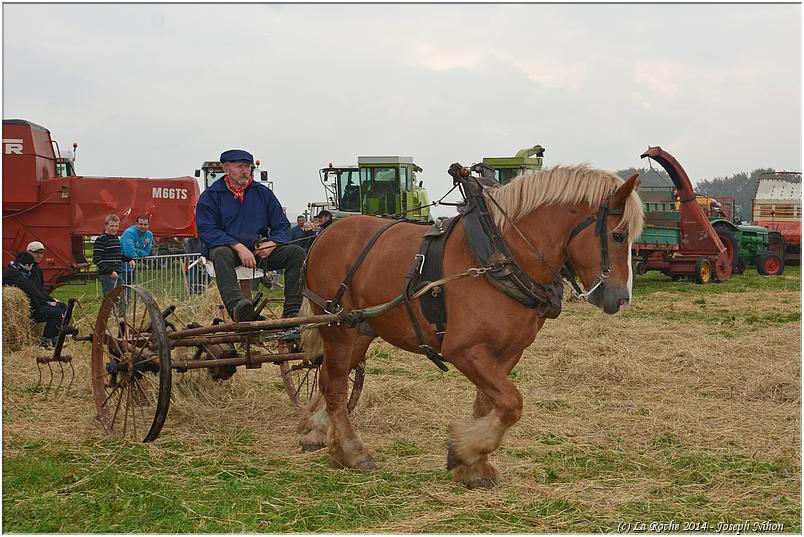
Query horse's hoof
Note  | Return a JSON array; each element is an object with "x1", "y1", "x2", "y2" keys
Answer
[
  {"x1": 353, "y1": 459, "x2": 377, "y2": 472},
  {"x1": 446, "y1": 444, "x2": 462, "y2": 470},
  {"x1": 301, "y1": 442, "x2": 326, "y2": 453},
  {"x1": 464, "y1": 477, "x2": 497, "y2": 490}
]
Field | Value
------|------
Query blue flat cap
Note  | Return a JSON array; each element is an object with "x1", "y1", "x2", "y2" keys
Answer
[{"x1": 220, "y1": 149, "x2": 254, "y2": 164}]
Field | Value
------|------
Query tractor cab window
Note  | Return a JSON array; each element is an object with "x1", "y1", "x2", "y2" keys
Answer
[
  {"x1": 204, "y1": 168, "x2": 223, "y2": 189},
  {"x1": 338, "y1": 169, "x2": 361, "y2": 213},
  {"x1": 400, "y1": 167, "x2": 410, "y2": 192},
  {"x1": 361, "y1": 166, "x2": 400, "y2": 216},
  {"x1": 496, "y1": 168, "x2": 520, "y2": 185},
  {"x1": 56, "y1": 161, "x2": 76, "y2": 177}
]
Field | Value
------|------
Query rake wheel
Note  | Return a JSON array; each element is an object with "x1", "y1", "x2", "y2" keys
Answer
[
  {"x1": 280, "y1": 358, "x2": 365, "y2": 413},
  {"x1": 90, "y1": 285, "x2": 172, "y2": 442}
]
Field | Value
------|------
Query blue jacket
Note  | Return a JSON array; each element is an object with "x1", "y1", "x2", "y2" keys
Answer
[
  {"x1": 120, "y1": 226, "x2": 156, "y2": 272},
  {"x1": 289, "y1": 225, "x2": 306, "y2": 242},
  {"x1": 196, "y1": 177, "x2": 291, "y2": 257}
]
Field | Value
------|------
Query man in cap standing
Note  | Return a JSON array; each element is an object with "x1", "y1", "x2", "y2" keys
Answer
[
  {"x1": 195, "y1": 149, "x2": 305, "y2": 322},
  {"x1": 26, "y1": 241, "x2": 46, "y2": 288}
]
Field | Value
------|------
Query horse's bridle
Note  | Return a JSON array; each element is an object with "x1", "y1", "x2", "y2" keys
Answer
[{"x1": 561, "y1": 197, "x2": 625, "y2": 301}]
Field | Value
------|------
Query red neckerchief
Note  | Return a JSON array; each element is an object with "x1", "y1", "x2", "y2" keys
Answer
[{"x1": 224, "y1": 175, "x2": 252, "y2": 202}]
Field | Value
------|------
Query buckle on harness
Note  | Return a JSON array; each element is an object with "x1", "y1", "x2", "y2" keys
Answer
[
  {"x1": 324, "y1": 301, "x2": 343, "y2": 315},
  {"x1": 414, "y1": 253, "x2": 426, "y2": 275}
]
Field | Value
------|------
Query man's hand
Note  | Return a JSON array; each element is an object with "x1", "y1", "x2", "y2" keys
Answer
[
  {"x1": 233, "y1": 243, "x2": 257, "y2": 268},
  {"x1": 129, "y1": 260, "x2": 136, "y2": 269},
  {"x1": 111, "y1": 271, "x2": 118, "y2": 278},
  {"x1": 255, "y1": 240, "x2": 277, "y2": 259}
]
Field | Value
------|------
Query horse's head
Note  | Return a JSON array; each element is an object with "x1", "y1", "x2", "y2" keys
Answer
[{"x1": 565, "y1": 174, "x2": 642, "y2": 314}]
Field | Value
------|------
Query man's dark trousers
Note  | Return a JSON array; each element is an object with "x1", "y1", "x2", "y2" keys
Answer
[
  {"x1": 33, "y1": 302, "x2": 67, "y2": 339},
  {"x1": 209, "y1": 244, "x2": 305, "y2": 318}
]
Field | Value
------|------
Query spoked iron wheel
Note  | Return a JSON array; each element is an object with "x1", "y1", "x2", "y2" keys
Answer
[
  {"x1": 280, "y1": 358, "x2": 365, "y2": 412},
  {"x1": 91, "y1": 285, "x2": 172, "y2": 442}
]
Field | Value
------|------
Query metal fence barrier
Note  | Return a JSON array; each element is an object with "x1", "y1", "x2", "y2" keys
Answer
[{"x1": 110, "y1": 253, "x2": 212, "y2": 302}]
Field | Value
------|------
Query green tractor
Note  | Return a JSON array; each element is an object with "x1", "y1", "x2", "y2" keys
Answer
[
  {"x1": 309, "y1": 156, "x2": 431, "y2": 221},
  {"x1": 482, "y1": 145, "x2": 545, "y2": 185},
  {"x1": 690, "y1": 195, "x2": 784, "y2": 276}
]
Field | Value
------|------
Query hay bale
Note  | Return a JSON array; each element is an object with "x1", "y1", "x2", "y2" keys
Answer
[{"x1": 2, "y1": 286, "x2": 36, "y2": 351}]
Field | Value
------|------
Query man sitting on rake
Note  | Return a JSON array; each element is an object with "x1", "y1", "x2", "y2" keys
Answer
[{"x1": 195, "y1": 149, "x2": 306, "y2": 322}]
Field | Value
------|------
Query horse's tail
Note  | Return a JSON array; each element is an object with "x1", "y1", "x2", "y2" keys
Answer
[{"x1": 300, "y1": 297, "x2": 324, "y2": 362}]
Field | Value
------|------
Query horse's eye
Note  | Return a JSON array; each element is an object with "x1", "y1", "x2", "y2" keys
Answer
[{"x1": 612, "y1": 232, "x2": 626, "y2": 243}]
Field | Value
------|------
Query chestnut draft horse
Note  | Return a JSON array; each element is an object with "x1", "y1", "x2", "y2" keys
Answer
[{"x1": 298, "y1": 165, "x2": 644, "y2": 488}]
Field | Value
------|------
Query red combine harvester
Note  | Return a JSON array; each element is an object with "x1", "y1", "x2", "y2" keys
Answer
[
  {"x1": 632, "y1": 146, "x2": 732, "y2": 283},
  {"x1": 2, "y1": 119, "x2": 200, "y2": 289}
]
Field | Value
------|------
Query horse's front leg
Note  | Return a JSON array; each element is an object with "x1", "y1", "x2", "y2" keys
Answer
[
  {"x1": 447, "y1": 347, "x2": 525, "y2": 489},
  {"x1": 320, "y1": 332, "x2": 376, "y2": 470}
]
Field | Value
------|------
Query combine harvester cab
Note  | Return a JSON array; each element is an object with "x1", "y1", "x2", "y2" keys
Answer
[
  {"x1": 752, "y1": 172, "x2": 801, "y2": 266},
  {"x1": 482, "y1": 145, "x2": 545, "y2": 184},
  {"x1": 309, "y1": 156, "x2": 431, "y2": 222},
  {"x1": 632, "y1": 146, "x2": 732, "y2": 284},
  {"x1": 2, "y1": 119, "x2": 200, "y2": 289}
]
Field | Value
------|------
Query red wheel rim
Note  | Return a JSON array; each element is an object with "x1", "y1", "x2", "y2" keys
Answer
[{"x1": 764, "y1": 257, "x2": 780, "y2": 274}]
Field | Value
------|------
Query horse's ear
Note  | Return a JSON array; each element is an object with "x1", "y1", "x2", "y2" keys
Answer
[{"x1": 611, "y1": 173, "x2": 639, "y2": 208}]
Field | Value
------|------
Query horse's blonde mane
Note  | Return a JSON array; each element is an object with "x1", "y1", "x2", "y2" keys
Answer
[{"x1": 484, "y1": 164, "x2": 644, "y2": 238}]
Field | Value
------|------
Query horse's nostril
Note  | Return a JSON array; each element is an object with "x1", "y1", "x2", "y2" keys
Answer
[{"x1": 618, "y1": 298, "x2": 630, "y2": 308}]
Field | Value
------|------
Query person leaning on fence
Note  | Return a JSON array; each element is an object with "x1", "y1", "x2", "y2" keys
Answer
[
  {"x1": 119, "y1": 214, "x2": 156, "y2": 290},
  {"x1": 182, "y1": 236, "x2": 208, "y2": 295},
  {"x1": 3, "y1": 252, "x2": 67, "y2": 348},
  {"x1": 195, "y1": 149, "x2": 305, "y2": 322},
  {"x1": 93, "y1": 214, "x2": 134, "y2": 302}
]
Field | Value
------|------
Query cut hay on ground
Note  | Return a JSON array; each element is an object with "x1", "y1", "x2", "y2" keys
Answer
[{"x1": 2, "y1": 273, "x2": 800, "y2": 532}]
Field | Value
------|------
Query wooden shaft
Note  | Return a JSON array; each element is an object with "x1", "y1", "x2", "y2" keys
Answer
[{"x1": 171, "y1": 352, "x2": 306, "y2": 370}]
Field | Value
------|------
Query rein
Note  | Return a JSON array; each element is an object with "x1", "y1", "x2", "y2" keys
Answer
[{"x1": 467, "y1": 166, "x2": 623, "y2": 302}]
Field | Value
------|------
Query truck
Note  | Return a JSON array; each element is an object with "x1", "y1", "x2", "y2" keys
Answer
[
  {"x1": 2, "y1": 119, "x2": 200, "y2": 289},
  {"x1": 752, "y1": 172, "x2": 801, "y2": 265},
  {"x1": 308, "y1": 156, "x2": 431, "y2": 221}
]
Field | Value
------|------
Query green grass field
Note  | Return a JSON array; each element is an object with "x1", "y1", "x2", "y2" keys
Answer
[{"x1": 3, "y1": 267, "x2": 800, "y2": 532}]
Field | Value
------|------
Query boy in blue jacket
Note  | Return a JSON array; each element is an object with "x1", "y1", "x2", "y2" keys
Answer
[{"x1": 195, "y1": 149, "x2": 305, "y2": 322}]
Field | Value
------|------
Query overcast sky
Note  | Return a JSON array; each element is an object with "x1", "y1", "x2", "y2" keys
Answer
[{"x1": 3, "y1": 3, "x2": 801, "y2": 219}]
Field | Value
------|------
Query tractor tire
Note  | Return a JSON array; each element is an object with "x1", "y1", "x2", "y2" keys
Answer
[
  {"x1": 733, "y1": 258, "x2": 746, "y2": 274},
  {"x1": 713, "y1": 224, "x2": 740, "y2": 271},
  {"x1": 694, "y1": 258, "x2": 713, "y2": 284},
  {"x1": 757, "y1": 252, "x2": 784, "y2": 276},
  {"x1": 768, "y1": 232, "x2": 786, "y2": 259}
]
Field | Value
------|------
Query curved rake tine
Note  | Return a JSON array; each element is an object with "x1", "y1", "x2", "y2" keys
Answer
[
  {"x1": 45, "y1": 361, "x2": 54, "y2": 394},
  {"x1": 36, "y1": 361, "x2": 43, "y2": 389},
  {"x1": 54, "y1": 361, "x2": 65, "y2": 395},
  {"x1": 67, "y1": 361, "x2": 75, "y2": 391}
]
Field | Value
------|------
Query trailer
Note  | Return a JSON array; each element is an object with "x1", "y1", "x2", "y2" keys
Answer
[
  {"x1": 2, "y1": 119, "x2": 200, "y2": 289},
  {"x1": 752, "y1": 172, "x2": 801, "y2": 265}
]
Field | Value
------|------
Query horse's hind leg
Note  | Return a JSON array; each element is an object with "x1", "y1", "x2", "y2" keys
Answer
[
  {"x1": 447, "y1": 349, "x2": 524, "y2": 489},
  {"x1": 322, "y1": 332, "x2": 376, "y2": 471}
]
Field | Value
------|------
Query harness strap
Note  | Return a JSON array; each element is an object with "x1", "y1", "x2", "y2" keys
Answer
[
  {"x1": 403, "y1": 300, "x2": 449, "y2": 372},
  {"x1": 302, "y1": 219, "x2": 405, "y2": 314}
]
